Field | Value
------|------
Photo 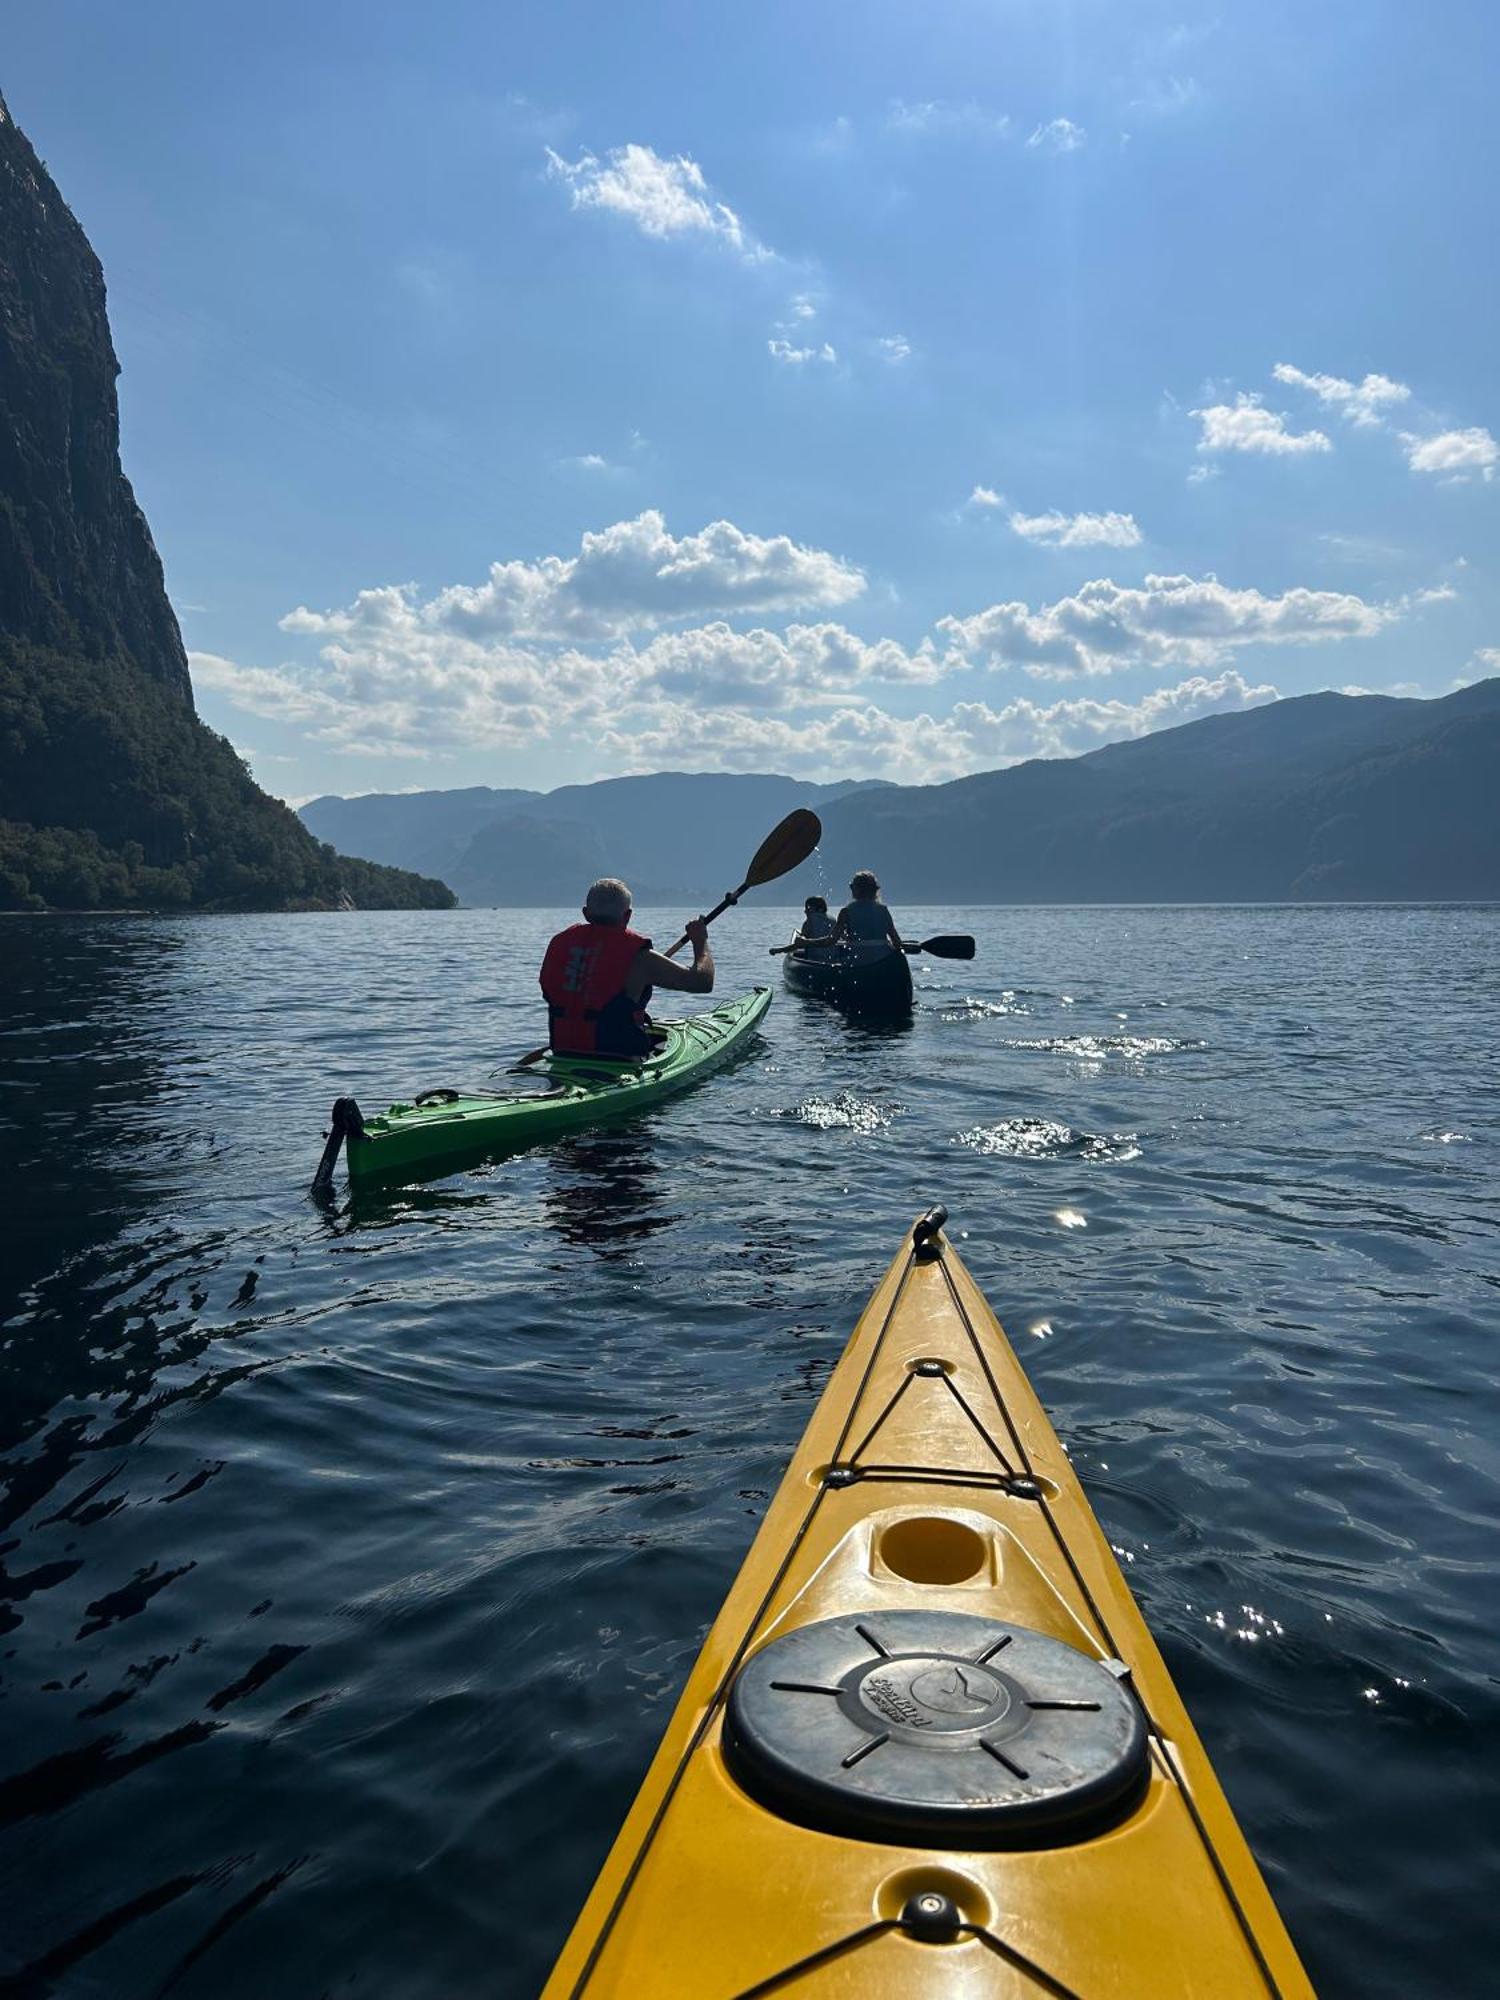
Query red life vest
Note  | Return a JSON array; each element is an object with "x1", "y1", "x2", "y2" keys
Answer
[{"x1": 540, "y1": 922, "x2": 654, "y2": 1056}]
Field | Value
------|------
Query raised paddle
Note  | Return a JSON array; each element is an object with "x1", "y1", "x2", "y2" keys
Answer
[
  {"x1": 769, "y1": 932, "x2": 976, "y2": 960},
  {"x1": 501, "y1": 809, "x2": 823, "y2": 1070},
  {"x1": 664, "y1": 807, "x2": 822, "y2": 957}
]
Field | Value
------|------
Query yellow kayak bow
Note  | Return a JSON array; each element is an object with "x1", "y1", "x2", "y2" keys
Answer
[{"x1": 546, "y1": 1207, "x2": 1314, "y2": 1998}]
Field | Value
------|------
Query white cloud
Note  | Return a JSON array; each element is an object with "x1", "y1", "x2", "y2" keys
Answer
[
  {"x1": 195, "y1": 634, "x2": 1283, "y2": 780},
  {"x1": 619, "y1": 621, "x2": 942, "y2": 707},
  {"x1": 768, "y1": 337, "x2": 837, "y2": 366},
  {"x1": 192, "y1": 641, "x2": 583, "y2": 759},
  {"x1": 940, "y1": 573, "x2": 1393, "y2": 679},
  {"x1": 196, "y1": 520, "x2": 1420, "y2": 780},
  {"x1": 1009, "y1": 509, "x2": 1143, "y2": 549},
  {"x1": 285, "y1": 512, "x2": 864, "y2": 647},
  {"x1": 562, "y1": 452, "x2": 613, "y2": 472},
  {"x1": 544, "y1": 143, "x2": 767, "y2": 260},
  {"x1": 600, "y1": 670, "x2": 1278, "y2": 783},
  {"x1": 968, "y1": 485, "x2": 1003, "y2": 509},
  {"x1": 886, "y1": 100, "x2": 1010, "y2": 140},
  {"x1": 1402, "y1": 427, "x2": 1498, "y2": 482},
  {"x1": 193, "y1": 616, "x2": 935, "y2": 764},
  {"x1": 1193, "y1": 393, "x2": 1332, "y2": 457},
  {"x1": 1027, "y1": 118, "x2": 1087, "y2": 154},
  {"x1": 192, "y1": 652, "x2": 347, "y2": 730},
  {"x1": 878, "y1": 334, "x2": 912, "y2": 363},
  {"x1": 1272, "y1": 363, "x2": 1411, "y2": 428}
]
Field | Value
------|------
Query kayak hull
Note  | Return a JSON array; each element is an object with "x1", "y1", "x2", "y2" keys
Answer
[
  {"x1": 545, "y1": 1215, "x2": 1315, "y2": 1999},
  {"x1": 783, "y1": 941, "x2": 914, "y2": 1014},
  {"x1": 344, "y1": 985, "x2": 771, "y2": 1186}
]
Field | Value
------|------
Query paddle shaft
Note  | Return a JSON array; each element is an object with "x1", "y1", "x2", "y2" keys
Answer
[{"x1": 665, "y1": 887, "x2": 740, "y2": 959}]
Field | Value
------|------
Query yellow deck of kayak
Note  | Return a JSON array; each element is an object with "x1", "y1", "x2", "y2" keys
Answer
[{"x1": 545, "y1": 1214, "x2": 1314, "y2": 1998}]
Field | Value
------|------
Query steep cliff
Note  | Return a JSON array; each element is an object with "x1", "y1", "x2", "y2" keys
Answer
[
  {"x1": 0, "y1": 91, "x2": 192, "y2": 698},
  {"x1": 0, "y1": 93, "x2": 452, "y2": 911}
]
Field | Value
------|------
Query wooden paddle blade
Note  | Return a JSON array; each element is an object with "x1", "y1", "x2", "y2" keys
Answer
[
  {"x1": 744, "y1": 808, "x2": 822, "y2": 888},
  {"x1": 918, "y1": 934, "x2": 976, "y2": 959}
]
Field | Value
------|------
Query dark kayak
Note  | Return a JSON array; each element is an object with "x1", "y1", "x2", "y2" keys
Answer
[{"x1": 782, "y1": 939, "x2": 914, "y2": 1014}]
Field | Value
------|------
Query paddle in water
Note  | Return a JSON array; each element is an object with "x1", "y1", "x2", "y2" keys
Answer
[
  {"x1": 770, "y1": 931, "x2": 975, "y2": 960},
  {"x1": 665, "y1": 807, "x2": 822, "y2": 956}
]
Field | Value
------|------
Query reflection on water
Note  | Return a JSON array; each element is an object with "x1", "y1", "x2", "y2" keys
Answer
[
  {"x1": 0, "y1": 904, "x2": 1497, "y2": 1999},
  {"x1": 542, "y1": 1130, "x2": 679, "y2": 1252}
]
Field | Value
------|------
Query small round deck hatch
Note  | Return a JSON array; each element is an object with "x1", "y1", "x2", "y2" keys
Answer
[{"x1": 722, "y1": 1610, "x2": 1148, "y2": 1847}]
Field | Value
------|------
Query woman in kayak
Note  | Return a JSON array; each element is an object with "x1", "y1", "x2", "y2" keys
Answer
[
  {"x1": 832, "y1": 870, "x2": 904, "y2": 952},
  {"x1": 540, "y1": 877, "x2": 712, "y2": 1058}
]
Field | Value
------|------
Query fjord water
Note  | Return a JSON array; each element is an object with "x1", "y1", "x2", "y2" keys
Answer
[{"x1": 1, "y1": 906, "x2": 1495, "y2": 1999}]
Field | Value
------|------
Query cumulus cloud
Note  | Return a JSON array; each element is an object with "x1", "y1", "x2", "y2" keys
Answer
[
  {"x1": 1027, "y1": 118, "x2": 1087, "y2": 154},
  {"x1": 191, "y1": 641, "x2": 590, "y2": 759},
  {"x1": 940, "y1": 573, "x2": 1392, "y2": 679},
  {"x1": 599, "y1": 670, "x2": 1278, "y2": 783},
  {"x1": 968, "y1": 485, "x2": 1003, "y2": 509},
  {"x1": 196, "y1": 518, "x2": 1422, "y2": 781},
  {"x1": 878, "y1": 334, "x2": 912, "y2": 363},
  {"x1": 1402, "y1": 427, "x2": 1498, "y2": 482},
  {"x1": 545, "y1": 143, "x2": 767, "y2": 260},
  {"x1": 193, "y1": 618, "x2": 934, "y2": 762},
  {"x1": 282, "y1": 512, "x2": 864, "y2": 650},
  {"x1": 619, "y1": 621, "x2": 941, "y2": 707},
  {"x1": 1009, "y1": 509, "x2": 1143, "y2": 549},
  {"x1": 1272, "y1": 363, "x2": 1411, "y2": 428},
  {"x1": 768, "y1": 337, "x2": 837, "y2": 366},
  {"x1": 1193, "y1": 393, "x2": 1332, "y2": 457}
]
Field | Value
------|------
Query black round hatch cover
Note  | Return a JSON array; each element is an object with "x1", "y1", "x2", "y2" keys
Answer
[{"x1": 722, "y1": 1610, "x2": 1149, "y2": 1847}]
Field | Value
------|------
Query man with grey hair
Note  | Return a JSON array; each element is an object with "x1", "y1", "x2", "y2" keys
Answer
[{"x1": 540, "y1": 878, "x2": 713, "y2": 1057}]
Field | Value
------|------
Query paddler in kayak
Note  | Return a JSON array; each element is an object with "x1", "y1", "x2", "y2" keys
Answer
[
  {"x1": 788, "y1": 894, "x2": 837, "y2": 956},
  {"x1": 541, "y1": 877, "x2": 713, "y2": 1059},
  {"x1": 831, "y1": 869, "x2": 905, "y2": 953}
]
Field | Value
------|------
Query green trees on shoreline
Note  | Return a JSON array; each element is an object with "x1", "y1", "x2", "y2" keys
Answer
[{"x1": 0, "y1": 640, "x2": 453, "y2": 912}]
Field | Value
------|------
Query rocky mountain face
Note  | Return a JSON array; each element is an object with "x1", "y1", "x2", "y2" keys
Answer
[
  {"x1": 0, "y1": 95, "x2": 451, "y2": 911},
  {"x1": 0, "y1": 92, "x2": 191, "y2": 699}
]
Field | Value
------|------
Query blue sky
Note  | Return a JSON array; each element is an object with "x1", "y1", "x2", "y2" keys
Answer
[{"x1": 6, "y1": 0, "x2": 1496, "y2": 799}]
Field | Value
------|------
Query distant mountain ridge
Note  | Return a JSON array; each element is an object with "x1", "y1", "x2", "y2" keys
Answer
[
  {"x1": 300, "y1": 682, "x2": 1500, "y2": 904},
  {"x1": 815, "y1": 680, "x2": 1500, "y2": 902},
  {"x1": 300, "y1": 774, "x2": 890, "y2": 904}
]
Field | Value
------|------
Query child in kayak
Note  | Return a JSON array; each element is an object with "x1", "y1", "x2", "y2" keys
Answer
[
  {"x1": 541, "y1": 877, "x2": 712, "y2": 1057},
  {"x1": 833, "y1": 871, "x2": 905, "y2": 952},
  {"x1": 791, "y1": 895, "x2": 837, "y2": 955}
]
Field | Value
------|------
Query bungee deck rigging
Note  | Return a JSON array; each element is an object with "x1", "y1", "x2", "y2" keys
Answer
[{"x1": 545, "y1": 1209, "x2": 1314, "y2": 1999}]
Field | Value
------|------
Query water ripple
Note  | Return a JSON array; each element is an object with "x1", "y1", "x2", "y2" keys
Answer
[
  {"x1": 0, "y1": 904, "x2": 1496, "y2": 2000},
  {"x1": 953, "y1": 1117, "x2": 1142, "y2": 1162}
]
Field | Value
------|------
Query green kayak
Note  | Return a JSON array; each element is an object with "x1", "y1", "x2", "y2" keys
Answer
[{"x1": 330, "y1": 985, "x2": 772, "y2": 1188}]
